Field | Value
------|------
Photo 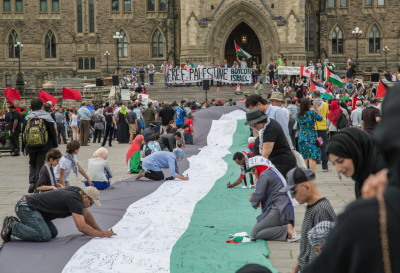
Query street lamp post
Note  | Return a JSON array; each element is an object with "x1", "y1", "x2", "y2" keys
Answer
[
  {"x1": 112, "y1": 32, "x2": 123, "y2": 74},
  {"x1": 14, "y1": 41, "x2": 24, "y2": 94},
  {"x1": 104, "y1": 51, "x2": 111, "y2": 74},
  {"x1": 351, "y1": 27, "x2": 362, "y2": 69},
  {"x1": 383, "y1": 45, "x2": 389, "y2": 70}
]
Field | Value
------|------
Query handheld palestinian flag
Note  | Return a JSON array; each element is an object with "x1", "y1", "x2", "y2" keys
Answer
[
  {"x1": 376, "y1": 80, "x2": 389, "y2": 98},
  {"x1": 234, "y1": 41, "x2": 252, "y2": 59},
  {"x1": 309, "y1": 79, "x2": 333, "y2": 100},
  {"x1": 325, "y1": 67, "x2": 344, "y2": 87}
]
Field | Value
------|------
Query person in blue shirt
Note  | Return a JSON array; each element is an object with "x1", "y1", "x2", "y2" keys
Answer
[
  {"x1": 135, "y1": 149, "x2": 189, "y2": 181},
  {"x1": 174, "y1": 103, "x2": 186, "y2": 128}
]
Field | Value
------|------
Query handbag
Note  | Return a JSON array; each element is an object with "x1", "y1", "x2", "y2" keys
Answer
[
  {"x1": 316, "y1": 136, "x2": 323, "y2": 147},
  {"x1": 378, "y1": 195, "x2": 392, "y2": 273}
]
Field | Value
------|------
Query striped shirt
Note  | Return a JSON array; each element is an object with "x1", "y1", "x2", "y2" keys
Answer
[{"x1": 298, "y1": 197, "x2": 337, "y2": 268}]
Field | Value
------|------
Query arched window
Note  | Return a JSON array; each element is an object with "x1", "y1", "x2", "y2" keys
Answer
[
  {"x1": 369, "y1": 25, "x2": 381, "y2": 53},
  {"x1": 45, "y1": 30, "x2": 57, "y2": 58},
  {"x1": 332, "y1": 26, "x2": 344, "y2": 54},
  {"x1": 152, "y1": 29, "x2": 163, "y2": 58},
  {"x1": 305, "y1": 1, "x2": 314, "y2": 52},
  {"x1": 117, "y1": 30, "x2": 128, "y2": 57},
  {"x1": 8, "y1": 30, "x2": 20, "y2": 58}
]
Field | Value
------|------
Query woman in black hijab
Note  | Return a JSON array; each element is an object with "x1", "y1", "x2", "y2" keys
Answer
[
  {"x1": 326, "y1": 127, "x2": 385, "y2": 197},
  {"x1": 304, "y1": 85, "x2": 400, "y2": 273}
]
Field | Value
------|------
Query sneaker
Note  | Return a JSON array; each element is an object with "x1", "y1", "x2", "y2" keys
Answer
[
  {"x1": 28, "y1": 183, "x2": 36, "y2": 194},
  {"x1": 287, "y1": 234, "x2": 301, "y2": 243},
  {"x1": 241, "y1": 185, "x2": 248, "y2": 189},
  {"x1": 1, "y1": 217, "x2": 17, "y2": 242}
]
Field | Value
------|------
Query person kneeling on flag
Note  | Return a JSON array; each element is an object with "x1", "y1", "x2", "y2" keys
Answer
[
  {"x1": 247, "y1": 156, "x2": 300, "y2": 242},
  {"x1": 136, "y1": 148, "x2": 189, "y2": 181}
]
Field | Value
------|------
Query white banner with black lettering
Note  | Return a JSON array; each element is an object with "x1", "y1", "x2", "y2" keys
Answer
[
  {"x1": 277, "y1": 66, "x2": 315, "y2": 75},
  {"x1": 167, "y1": 68, "x2": 252, "y2": 84}
]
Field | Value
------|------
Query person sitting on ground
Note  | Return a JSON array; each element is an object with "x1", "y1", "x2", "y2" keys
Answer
[
  {"x1": 180, "y1": 124, "x2": 193, "y2": 145},
  {"x1": 54, "y1": 141, "x2": 93, "y2": 188},
  {"x1": 142, "y1": 133, "x2": 161, "y2": 158},
  {"x1": 35, "y1": 149, "x2": 63, "y2": 193},
  {"x1": 248, "y1": 156, "x2": 298, "y2": 242},
  {"x1": 141, "y1": 121, "x2": 157, "y2": 143},
  {"x1": 279, "y1": 167, "x2": 337, "y2": 273},
  {"x1": 126, "y1": 135, "x2": 145, "y2": 173},
  {"x1": 136, "y1": 148, "x2": 189, "y2": 181},
  {"x1": 227, "y1": 152, "x2": 254, "y2": 189},
  {"x1": 85, "y1": 147, "x2": 113, "y2": 190},
  {"x1": 166, "y1": 120, "x2": 177, "y2": 134},
  {"x1": 174, "y1": 131, "x2": 185, "y2": 149},
  {"x1": 234, "y1": 83, "x2": 243, "y2": 95},
  {"x1": 159, "y1": 129, "x2": 179, "y2": 152},
  {"x1": 1, "y1": 186, "x2": 116, "y2": 242},
  {"x1": 307, "y1": 221, "x2": 336, "y2": 256}
]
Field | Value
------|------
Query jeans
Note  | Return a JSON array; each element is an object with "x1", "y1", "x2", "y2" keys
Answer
[
  {"x1": 317, "y1": 130, "x2": 329, "y2": 170},
  {"x1": 10, "y1": 131, "x2": 20, "y2": 155},
  {"x1": 165, "y1": 76, "x2": 171, "y2": 87},
  {"x1": 56, "y1": 123, "x2": 66, "y2": 144},
  {"x1": 149, "y1": 73, "x2": 154, "y2": 85},
  {"x1": 28, "y1": 151, "x2": 47, "y2": 185},
  {"x1": 93, "y1": 129, "x2": 102, "y2": 143},
  {"x1": 184, "y1": 132, "x2": 193, "y2": 145},
  {"x1": 12, "y1": 199, "x2": 58, "y2": 242},
  {"x1": 102, "y1": 126, "x2": 114, "y2": 146}
]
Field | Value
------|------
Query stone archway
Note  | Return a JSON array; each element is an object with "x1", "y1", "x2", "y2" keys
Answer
[{"x1": 206, "y1": 2, "x2": 280, "y2": 66}]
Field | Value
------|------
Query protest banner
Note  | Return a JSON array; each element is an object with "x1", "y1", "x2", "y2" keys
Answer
[
  {"x1": 167, "y1": 68, "x2": 252, "y2": 84},
  {"x1": 277, "y1": 66, "x2": 315, "y2": 75}
]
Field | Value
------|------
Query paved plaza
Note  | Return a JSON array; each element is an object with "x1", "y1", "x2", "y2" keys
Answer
[{"x1": 0, "y1": 85, "x2": 354, "y2": 272}]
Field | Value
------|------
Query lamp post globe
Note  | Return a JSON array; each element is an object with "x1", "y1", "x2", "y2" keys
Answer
[{"x1": 14, "y1": 41, "x2": 24, "y2": 94}]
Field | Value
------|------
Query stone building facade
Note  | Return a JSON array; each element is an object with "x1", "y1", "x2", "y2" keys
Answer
[{"x1": 0, "y1": 0, "x2": 398, "y2": 90}]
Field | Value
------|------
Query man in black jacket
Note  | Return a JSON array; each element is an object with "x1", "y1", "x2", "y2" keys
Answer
[{"x1": 22, "y1": 98, "x2": 58, "y2": 193}]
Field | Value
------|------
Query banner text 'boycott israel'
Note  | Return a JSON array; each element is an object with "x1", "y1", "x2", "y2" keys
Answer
[{"x1": 167, "y1": 68, "x2": 252, "y2": 84}]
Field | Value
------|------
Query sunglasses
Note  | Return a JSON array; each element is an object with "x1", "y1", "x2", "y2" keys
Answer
[
  {"x1": 83, "y1": 192, "x2": 94, "y2": 205},
  {"x1": 289, "y1": 184, "x2": 305, "y2": 196}
]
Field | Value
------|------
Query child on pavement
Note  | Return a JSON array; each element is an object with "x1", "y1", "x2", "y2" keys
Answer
[
  {"x1": 35, "y1": 149, "x2": 63, "y2": 193},
  {"x1": 54, "y1": 141, "x2": 93, "y2": 188},
  {"x1": 279, "y1": 167, "x2": 337, "y2": 273}
]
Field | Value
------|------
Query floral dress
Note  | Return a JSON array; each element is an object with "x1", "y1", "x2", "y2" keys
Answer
[{"x1": 296, "y1": 110, "x2": 323, "y2": 160}]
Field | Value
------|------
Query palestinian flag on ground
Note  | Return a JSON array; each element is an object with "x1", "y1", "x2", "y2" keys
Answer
[
  {"x1": 325, "y1": 67, "x2": 344, "y2": 87},
  {"x1": 234, "y1": 41, "x2": 252, "y2": 59},
  {"x1": 376, "y1": 80, "x2": 389, "y2": 98}
]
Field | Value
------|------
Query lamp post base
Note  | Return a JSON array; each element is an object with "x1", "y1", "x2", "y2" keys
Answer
[{"x1": 15, "y1": 72, "x2": 25, "y2": 95}]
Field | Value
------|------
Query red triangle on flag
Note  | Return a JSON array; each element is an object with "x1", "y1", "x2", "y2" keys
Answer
[{"x1": 376, "y1": 80, "x2": 388, "y2": 98}]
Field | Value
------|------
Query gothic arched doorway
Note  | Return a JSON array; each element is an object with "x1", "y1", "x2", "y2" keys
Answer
[{"x1": 225, "y1": 22, "x2": 261, "y2": 66}]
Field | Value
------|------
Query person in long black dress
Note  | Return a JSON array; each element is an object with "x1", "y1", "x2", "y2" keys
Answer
[{"x1": 117, "y1": 105, "x2": 129, "y2": 143}]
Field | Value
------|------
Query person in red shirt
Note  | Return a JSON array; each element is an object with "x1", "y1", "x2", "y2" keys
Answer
[{"x1": 184, "y1": 115, "x2": 194, "y2": 144}]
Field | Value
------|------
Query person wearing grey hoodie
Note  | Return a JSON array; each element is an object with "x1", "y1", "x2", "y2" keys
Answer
[{"x1": 22, "y1": 98, "x2": 58, "y2": 193}]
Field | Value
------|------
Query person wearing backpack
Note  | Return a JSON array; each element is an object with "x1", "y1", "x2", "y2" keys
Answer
[
  {"x1": 22, "y1": 98, "x2": 58, "y2": 194},
  {"x1": 92, "y1": 109, "x2": 104, "y2": 144},
  {"x1": 141, "y1": 133, "x2": 161, "y2": 158}
]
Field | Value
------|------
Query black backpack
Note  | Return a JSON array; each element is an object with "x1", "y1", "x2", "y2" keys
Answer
[
  {"x1": 144, "y1": 145, "x2": 152, "y2": 157},
  {"x1": 337, "y1": 112, "x2": 349, "y2": 130}
]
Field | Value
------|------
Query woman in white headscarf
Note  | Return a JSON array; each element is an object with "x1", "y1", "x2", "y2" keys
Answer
[{"x1": 85, "y1": 147, "x2": 113, "y2": 190}]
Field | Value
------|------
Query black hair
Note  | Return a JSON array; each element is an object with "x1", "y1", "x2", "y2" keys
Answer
[
  {"x1": 181, "y1": 124, "x2": 189, "y2": 129},
  {"x1": 174, "y1": 132, "x2": 181, "y2": 138},
  {"x1": 233, "y1": 152, "x2": 244, "y2": 161},
  {"x1": 66, "y1": 140, "x2": 80, "y2": 154},
  {"x1": 148, "y1": 102, "x2": 153, "y2": 107},
  {"x1": 43, "y1": 103, "x2": 52, "y2": 111},
  {"x1": 46, "y1": 148, "x2": 62, "y2": 162},
  {"x1": 31, "y1": 98, "x2": 44, "y2": 111},
  {"x1": 130, "y1": 106, "x2": 134, "y2": 110},
  {"x1": 245, "y1": 95, "x2": 267, "y2": 108}
]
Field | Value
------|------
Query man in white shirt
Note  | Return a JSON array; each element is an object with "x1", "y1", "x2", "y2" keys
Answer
[
  {"x1": 147, "y1": 62, "x2": 155, "y2": 85},
  {"x1": 236, "y1": 56, "x2": 248, "y2": 68},
  {"x1": 351, "y1": 100, "x2": 363, "y2": 128}
]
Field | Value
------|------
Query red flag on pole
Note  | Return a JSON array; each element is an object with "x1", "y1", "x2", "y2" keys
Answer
[
  {"x1": 4, "y1": 87, "x2": 21, "y2": 103},
  {"x1": 38, "y1": 90, "x2": 58, "y2": 106},
  {"x1": 62, "y1": 87, "x2": 82, "y2": 101},
  {"x1": 351, "y1": 96, "x2": 359, "y2": 111},
  {"x1": 376, "y1": 80, "x2": 388, "y2": 98}
]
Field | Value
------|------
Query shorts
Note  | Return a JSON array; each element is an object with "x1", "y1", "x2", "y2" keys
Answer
[{"x1": 129, "y1": 124, "x2": 137, "y2": 135}]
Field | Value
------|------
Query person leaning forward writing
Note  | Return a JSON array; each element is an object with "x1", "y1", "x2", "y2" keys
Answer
[{"x1": 1, "y1": 187, "x2": 116, "y2": 242}]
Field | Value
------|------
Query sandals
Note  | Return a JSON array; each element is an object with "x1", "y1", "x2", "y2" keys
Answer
[{"x1": 287, "y1": 234, "x2": 301, "y2": 242}]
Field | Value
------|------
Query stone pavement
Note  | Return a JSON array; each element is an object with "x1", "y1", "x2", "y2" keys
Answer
[{"x1": 0, "y1": 84, "x2": 354, "y2": 272}]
